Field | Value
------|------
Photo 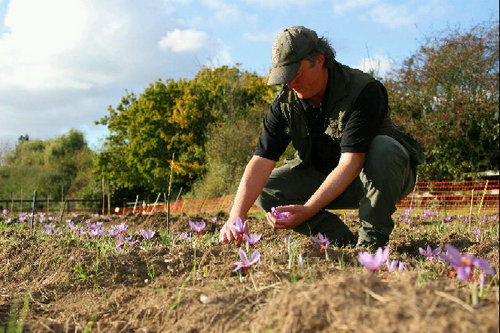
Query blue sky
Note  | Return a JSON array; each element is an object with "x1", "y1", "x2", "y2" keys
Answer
[{"x1": 0, "y1": 0, "x2": 497, "y2": 150}]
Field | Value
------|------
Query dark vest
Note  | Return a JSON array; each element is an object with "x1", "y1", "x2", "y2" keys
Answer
[{"x1": 278, "y1": 61, "x2": 425, "y2": 168}]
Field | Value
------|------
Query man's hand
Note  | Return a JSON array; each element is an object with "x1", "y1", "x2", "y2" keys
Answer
[
  {"x1": 219, "y1": 217, "x2": 249, "y2": 243},
  {"x1": 265, "y1": 205, "x2": 316, "y2": 230}
]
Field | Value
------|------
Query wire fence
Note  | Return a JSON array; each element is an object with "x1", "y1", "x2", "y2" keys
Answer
[{"x1": 122, "y1": 180, "x2": 499, "y2": 216}]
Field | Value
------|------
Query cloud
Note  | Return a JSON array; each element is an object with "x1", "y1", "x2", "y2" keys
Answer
[
  {"x1": 333, "y1": 0, "x2": 448, "y2": 29},
  {"x1": 158, "y1": 29, "x2": 211, "y2": 52},
  {"x1": 356, "y1": 53, "x2": 394, "y2": 77},
  {"x1": 0, "y1": 0, "x2": 234, "y2": 147}
]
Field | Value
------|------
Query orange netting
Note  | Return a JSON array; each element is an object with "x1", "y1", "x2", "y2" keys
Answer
[{"x1": 121, "y1": 180, "x2": 499, "y2": 215}]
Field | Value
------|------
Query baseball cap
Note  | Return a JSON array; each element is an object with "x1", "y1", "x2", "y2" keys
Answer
[{"x1": 267, "y1": 26, "x2": 319, "y2": 85}]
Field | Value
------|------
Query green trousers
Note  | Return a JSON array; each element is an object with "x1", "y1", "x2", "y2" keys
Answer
[{"x1": 255, "y1": 135, "x2": 417, "y2": 247}]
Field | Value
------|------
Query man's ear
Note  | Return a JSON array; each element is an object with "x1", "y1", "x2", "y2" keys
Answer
[{"x1": 316, "y1": 53, "x2": 325, "y2": 67}]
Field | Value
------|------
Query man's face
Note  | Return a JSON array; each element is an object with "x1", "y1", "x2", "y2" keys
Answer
[{"x1": 285, "y1": 55, "x2": 326, "y2": 101}]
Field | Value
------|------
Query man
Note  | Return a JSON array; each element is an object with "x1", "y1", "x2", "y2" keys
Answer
[{"x1": 219, "y1": 26, "x2": 424, "y2": 248}]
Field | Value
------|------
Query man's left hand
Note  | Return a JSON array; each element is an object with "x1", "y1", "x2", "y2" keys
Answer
[{"x1": 265, "y1": 205, "x2": 316, "y2": 230}]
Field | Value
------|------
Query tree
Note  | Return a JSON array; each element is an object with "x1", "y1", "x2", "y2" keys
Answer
[
  {"x1": 385, "y1": 18, "x2": 499, "y2": 180},
  {"x1": 96, "y1": 65, "x2": 275, "y2": 200},
  {"x1": 0, "y1": 130, "x2": 97, "y2": 200}
]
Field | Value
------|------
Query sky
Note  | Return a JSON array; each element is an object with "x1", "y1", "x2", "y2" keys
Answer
[{"x1": 0, "y1": 0, "x2": 497, "y2": 151}]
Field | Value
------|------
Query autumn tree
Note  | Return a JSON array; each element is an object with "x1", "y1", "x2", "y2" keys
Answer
[
  {"x1": 96, "y1": 66, "x2": 275, "y2": 200},
  {"x1": 386, "y1": 18, "x2": 499, "y2": 180}
]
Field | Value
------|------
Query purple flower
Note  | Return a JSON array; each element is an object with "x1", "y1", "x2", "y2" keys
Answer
[
  {"x1": 243, "y1": 233, "x2": 262, "y2": 247},
  {"x1": 440, "y1": 243, "x2": 495, "y2": 281},
  {"x1": 473, "y1": 227, "x2": 480, "y2": 240},
  {"x1": 115, "y1": 223, "x2": 128, "y2": 234},
  {"x1": 491, "y1": 215, "x2": 498, "y2": 221},
  {"x1": 386, "y1": 259, "x2": 404, "y2": 272},
  {"x1": 444, "y1": 215, "x2": 452, "y2": 222},
  {"x1": 230, "y1": 217, "x2": 247, "y2": 242},
  {"x1": 107, "y1": 229, "x2": 119, "y2": 237},
  {"x1": 298, "y1": 253, "x2": 304, "y2": 273},
  {"x1": 311, "y1": 233, "x2": 329, "y2": 254},
  {"x1": 233, "y1": 248, "x2": 260, "y2": 275},
  {"x1": 178, "y1": 232, "x2": 191, "y2": 241},
  {"x1": 140, "y1": 228, "x2": 155, "y2": 241},
  {"x1": 271, "y1": 207, "x2": 290, "y2": 219},
  {"x1": 418, "y1": 245, "x2": 442, "y2": 260},
  {"x1": 189, "y1": 220, "x2": 206, "y2": 238},
  {"x1": 42, "y1": 224, "x2": 55, "y2": 235},
  {"x1": 398, "y1": 261, "x2": 405, "y2": 271},
  {"x1": 358, "y1": 247, "x2": 390, "y2": 273},
  {"x1": 88, "y1": 228, "x2": 104, "y2": 238},
  {"x1": 2, "y1": 209, "x2": 8, "y2": 215},
  {"x1": 423, "y1": 209, "x2": 434, "y2": 217}
]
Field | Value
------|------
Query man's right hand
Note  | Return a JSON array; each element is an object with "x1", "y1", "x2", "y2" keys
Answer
[{"x1": 219, "y1": 217, "x2": 248, "y2": 243}]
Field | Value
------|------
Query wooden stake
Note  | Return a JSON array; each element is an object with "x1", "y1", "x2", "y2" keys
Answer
[
  {"x1": 477, "y1": 180, "x2": 489, "y2": 216},
  {"x1": 102, "y1": 177, "x2": 105, "y2": 215},
  {"x1": 31, "y1": 190, "x2": 37, "y2": 233},
  {"x1": 133, "y1": 195, "x2": 139, "y2": 214},
  {"x1": 468, "y1": 189, "x2": 474, "y2": 232},
  {"x1": 167, "y1": 153, "x2": 175, "y2": 235}
]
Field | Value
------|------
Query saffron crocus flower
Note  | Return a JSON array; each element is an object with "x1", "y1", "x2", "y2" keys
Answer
[
  {"x1": 271, "y1": 207, "x2": 290, "y2": 219},
  {"x1": 473, "y1": 227, "x2": 480, "y2": 240},
  {"x1": 358, "y1": 247, "x2": 390, "y2": 273},
  {"x1": 107, "y1": 228, "x2": 119, "y2": 237},
  {"x1": 243, "y1": 233, "x2": 262, "y2": 247},
  {"x1": 140, "y1": 228, "x2": 155, "y2": 241},
  {"x1": 88, "y1": 228, "x2": 104, "y2": 238},
  {"x1": 440, "y1": 243, "x2": 495, "y2": 281},
  {"x1": 115, "y1": 223, "x2": 128, "y2": 234},
  {"x1": 311, "y1": 233, "x2": 329, "y2": 254},
  {"x1": 418, "y1": 245, "x2": 442, "y2": 261},
  {"x1": 386, "y1": 259, "x2": 404, "y2": 272},
  {"x1": 230, "y1": 217, "x2": 247, "y2": 242},
  {"x1": 189, "y1": 220, "x2": 206, "y2": 238},
  {"x1": 178, "y1": 232, "x2": 191, "y2": 241},
  {"x1": 42, "y1": 224, "x2": 55, "y2": 235},
  {"x1": 2, "y1": 209, "x2": 8, "y2": 215},
  {"x1": 233, "y1": 248, "x2": 260, "y2": 275}
]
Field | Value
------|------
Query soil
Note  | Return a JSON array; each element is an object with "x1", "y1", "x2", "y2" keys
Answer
[{"x1": 0, "y1": 210, "x2": 498, "y2": 332}]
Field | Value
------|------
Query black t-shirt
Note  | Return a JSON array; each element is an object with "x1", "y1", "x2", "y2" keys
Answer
[{"x1": 254, "y1": 80, "x2": 387, "y2": 174}]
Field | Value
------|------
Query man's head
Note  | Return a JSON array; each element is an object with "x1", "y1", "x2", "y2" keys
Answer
[{"x1": 267, "y1": 26, "x2": 336, "y2": 86}]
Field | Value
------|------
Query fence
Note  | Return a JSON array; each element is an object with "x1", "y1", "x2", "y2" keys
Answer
[
  {"x1": 121, "y1": 180, "x2": 499, "y2": 216},
  {"x1": 0, "y1": 199, "x2": 101, "y2": 215}
]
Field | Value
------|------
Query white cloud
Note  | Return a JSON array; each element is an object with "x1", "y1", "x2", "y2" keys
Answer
[
  {"x1": 356, "y1": 52, "x2": 394, "y2": 77},
  {"x1": 158, "y1": 29, "x2": 211, "y2": 52},
  {"x1": 334, "y1": 0, "x2": 448, "y2": 29}
]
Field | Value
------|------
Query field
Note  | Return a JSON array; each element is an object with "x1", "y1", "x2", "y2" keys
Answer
[{"x1": 0, "y1": 208, "x2": 498, "y2": 332}]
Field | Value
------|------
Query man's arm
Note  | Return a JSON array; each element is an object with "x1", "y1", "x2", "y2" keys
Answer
[
  {"x1": 219, "y1": 155, "x2": 276, "y2": 243},
  {"x1": 267, "y1": 152, "x2": 365, "y2": 229}
]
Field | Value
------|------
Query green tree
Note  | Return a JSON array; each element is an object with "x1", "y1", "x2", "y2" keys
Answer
[
  {"x1": 0, "y1": 130, "x2": 97, "y2": 201},
  {"x1": 386, "y1": 19, "x2": 499, "y2": 180},
  {"x1": 96, "y1": 65, "x2": 275, "y2": 200}
]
